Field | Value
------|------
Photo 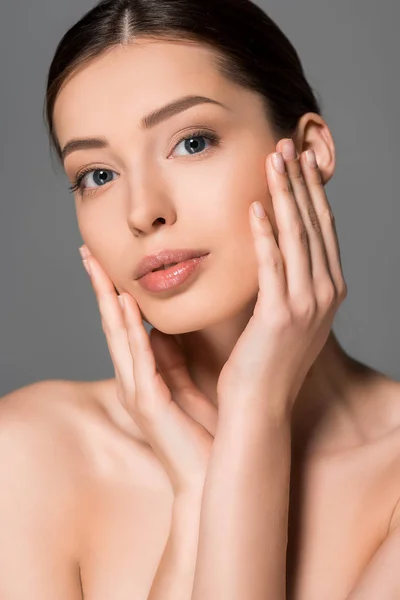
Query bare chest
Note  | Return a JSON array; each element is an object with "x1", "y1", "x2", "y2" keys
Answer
[{"x1": 77, "y1": 432, "x2": 400, "y2": 600}]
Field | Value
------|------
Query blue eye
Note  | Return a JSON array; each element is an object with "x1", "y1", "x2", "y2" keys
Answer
[
  {"x1": 172, "y1": 129, "x2": 220, "y2": 157},
  {"x1": 68, "y1": 168, "x2": 117, "y2": 195}
]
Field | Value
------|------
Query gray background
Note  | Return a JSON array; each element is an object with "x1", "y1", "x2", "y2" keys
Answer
[{"x1": 1, "y1": 0, "x2": 399, "y2": 396}]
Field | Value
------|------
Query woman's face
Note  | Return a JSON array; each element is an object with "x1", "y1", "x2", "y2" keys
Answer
[{"x1": 53, "y1": 39, "x2": 284, "y2": 334}]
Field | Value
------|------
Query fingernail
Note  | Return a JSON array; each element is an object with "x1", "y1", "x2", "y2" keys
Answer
[
  {"x1": 118, "y1": 294, "x2": 125, "y2": 311},
  {"x1": 82, "y1": 258, "x2": 92, "y2": 277},
  {"x1": 272, "y1": 152, "x2": 286, "y2": 174},
  {"x1": 252, "y1": 201, "x2": 266, "y2": 219},
  {"x1": 79, "y1": 245, "x2": 90, "y2": 260},
  {"x1": 282, "y1": 139, "x2": 297, "y2": 160}
]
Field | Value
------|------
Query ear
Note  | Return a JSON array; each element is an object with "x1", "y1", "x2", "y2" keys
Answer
[{"x1": 293, "y1": 112, "x2": 336, "y2": 185}]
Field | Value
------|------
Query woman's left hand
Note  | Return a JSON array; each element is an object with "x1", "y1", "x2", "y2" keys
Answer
[{"x1": 216, "y1": 138, "x2": 348, "y2": 420}]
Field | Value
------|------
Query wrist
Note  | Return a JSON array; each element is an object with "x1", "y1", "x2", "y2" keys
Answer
[
  {"x1": 174, "y1": 484, "x2": 204, "y2": 507},
  {"x1": 217, "y1": 393, "x2": 292, "y2": 431},
  {"x1": 173, "y1": 489, "x2": 204, "y2": 528}
]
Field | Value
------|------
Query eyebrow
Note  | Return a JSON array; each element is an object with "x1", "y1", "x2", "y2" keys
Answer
[{"x1": 60, "y1": 94, "x2": 228, "y2": 162}]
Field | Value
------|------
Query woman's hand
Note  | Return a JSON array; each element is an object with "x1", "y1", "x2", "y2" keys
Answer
[
  {"x1": 216, "y1": 138, "x2": 348, "y2": 419},
  {"x1": 78, "y1": 247, "x2": 217, "y2": 497}
]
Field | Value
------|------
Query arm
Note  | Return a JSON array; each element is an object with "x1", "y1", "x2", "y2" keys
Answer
[
  {"x1": 191, "y1": 406, "x2": 292, "y2": 600},
  {"x1": 147, "y1": 490, "x2": 203, "y2": 600},
  {"x1": 147, "y1": 417, "x2": 400, "y2": 600},
  {"x1": 189, "y1": 400, "x2": 400, "y2": 600}
]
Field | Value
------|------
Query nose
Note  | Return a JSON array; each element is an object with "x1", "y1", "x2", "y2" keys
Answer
[{"x1": 125, "y1": 170, "x2": 177, "y2": 236}]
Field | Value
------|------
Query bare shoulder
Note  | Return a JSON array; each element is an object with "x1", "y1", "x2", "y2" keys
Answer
[
  {"x1": 1, "y1": 377, "x2": 81, "y2": 415},
  {"x1": 358, "y1": 373, "x2": 400, "y2": 534},
  {"x1": 0, "y1": 378, "x2": 88, "y2": 456},
  {"x1": 0, "y1": 378, "x2": 92, "y2": 513},
  {"x1": 0, "y1": 379, "x2": 90, "y2": 597},
  {"x1": 366, "y1": 373, "x2": 400, "y2": 438},
  {"x1": 0, "y1": 378, "x2": 142, "y2": 556},
  {"x1": 0, "y1": 378, "x2": 140, "y2": 478},
  {"x1": 380, "y1": 377, "x2": 400, "y2": 532},
  {"x1": 0, "y1": 379, "x2": 94, "y2": 462},
  {"x1": 0, "y1": 376, "x2": 170, "y2": 486}
]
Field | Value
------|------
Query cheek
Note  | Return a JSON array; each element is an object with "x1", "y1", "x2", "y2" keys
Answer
[
  {"x1": 76, "y1": 214, "x2": 124, "y2": 285},
  {"x1": 187, "y1": 153, "x2": 273, "y2": 260},
  {"x1": 206, "y1": 183, "x2": 261, "y2": 292},
  {"x1": 226, "y1": 156, "x2": 278, "y2": 238},
  {"x1": 77, "y1": 204, "x2": 122, "y2": 254},
  {"x1": 219, "y1": 158, "x2": 272, "y2": 228}
]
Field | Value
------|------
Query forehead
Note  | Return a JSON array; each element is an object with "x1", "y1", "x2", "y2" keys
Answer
[{"x1": 53, "y1": 39, "x2": 241, "y2": 149}]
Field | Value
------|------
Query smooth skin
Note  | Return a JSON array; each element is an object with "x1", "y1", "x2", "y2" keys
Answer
[
  {"x1": 80, "y1": 138, "x2": 349, "y2": 600},
  {"x1": 80, "y1": 140, "x2": 400, "y2": 600},
  {"x1": 1, "y1": 38, "x2": 400, "y2": 599}
]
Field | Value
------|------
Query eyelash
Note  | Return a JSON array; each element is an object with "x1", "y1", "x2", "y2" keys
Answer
[{"x1": 68, "y1": 128, "x2": 221, "y2": 196}]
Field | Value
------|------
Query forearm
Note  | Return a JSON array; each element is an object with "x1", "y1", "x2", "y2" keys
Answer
[
  {"x1": 147, "y1": 490, "x2": 203, "y2": 600},
  {"x1": 191, "y1": 406, "x2": 292, "y2": 600}
]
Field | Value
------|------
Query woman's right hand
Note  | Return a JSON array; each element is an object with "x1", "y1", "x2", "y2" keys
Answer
[{"x1": 79, "y1": 245, "x2": 218, "y2": 497}]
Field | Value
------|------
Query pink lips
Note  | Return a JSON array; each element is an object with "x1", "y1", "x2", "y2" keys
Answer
[
  {"x1": 134, "y1": 249, "x2": 209, "y2": 280},
  {"x1": 137, "y1": 254, "x2": 210, "y2": 293}
]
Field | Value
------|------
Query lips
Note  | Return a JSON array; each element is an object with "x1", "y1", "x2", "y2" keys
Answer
[
  {"x1": 152, "y1": 262, "x2": 179, "y2": 272},
  {"x1": 134, "y1": 249, "x2": 209, "y2": 280}
]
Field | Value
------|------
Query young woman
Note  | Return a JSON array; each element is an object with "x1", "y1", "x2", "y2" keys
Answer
[{"x1": 1, "y1": 0, "x2": 400, "y2": 598}]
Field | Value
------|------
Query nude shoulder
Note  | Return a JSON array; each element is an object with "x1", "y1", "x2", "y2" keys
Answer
[
  {"x1": 0, "y1": 377, "x2": 171, "y2": 493},
  {"x1": 376, "y1": 378, "x2": 400, "y2": 532},
  {"x1": 1, "y1": 378, "x2": 94, "y2": 441},
  {"x1": 0, "y1": 379, "x2": 96, "y2": 495},
  {"x1": 0, "y1": 378, "x2": 87, "y2": 448},
  {"x1": 0, "y1": 380, "x2": 92, "y2": 586}
]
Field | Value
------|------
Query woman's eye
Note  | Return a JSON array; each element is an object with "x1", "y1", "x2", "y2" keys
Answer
[
  {"x1": 172, "y1": 132, "x2": 219, "y2": 157},
  {"x1": 80, "y1": 169, "x2": 117, "y2": 190},
  {"x1": 69, "y1": 169, "x2": 115, "y2": 194}
]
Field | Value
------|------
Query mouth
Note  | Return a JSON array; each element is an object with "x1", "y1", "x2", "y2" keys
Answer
[
  {"x1": 134, "y1": 249, "x2": 209, "y2": 280},
  {"x1": 137, "y1": 253, "x2": 210, "y2": 293},
  {"x1": 151, "y1": 262, "x2": 180, "y2": 272}
]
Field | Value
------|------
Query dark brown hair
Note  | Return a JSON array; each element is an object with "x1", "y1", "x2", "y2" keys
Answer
[{"x1": 43, "y1": 0, "x2": 323, "y2": 162}]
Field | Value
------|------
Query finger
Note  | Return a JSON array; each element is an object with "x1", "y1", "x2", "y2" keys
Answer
[
  {"x1": 277, "y1": 140, "x2": 332, "y2": 294},
  {"x1": 298, "y1": 151, "x2": 347, "y2": 297},
  {"x1": 83, "y1": 255, "x2": 137, "y2": 406},
  {"x1": 120, "y1": 291, "x2": 172, "y2": 421},
  {"x1": 266, "y1": 152, "x2": 314, "y2": 305},
  {"x1": 84, "y1": 254, "x2": 169, "y2": 425},
  {"x1": 149, "y1": 329, "x2": 218, "y2": 436},
  {"x1": 249, "y1": 199, "x2": 287, "y2": 310}
]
